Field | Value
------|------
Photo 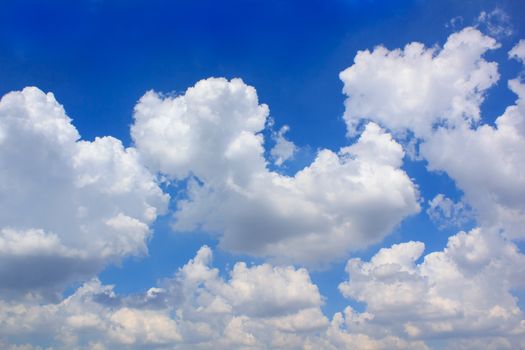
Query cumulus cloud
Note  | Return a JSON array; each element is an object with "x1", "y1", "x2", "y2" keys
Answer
[
  {"x1": 0, "y1": 246, "x2": 324, "y2": 349},
  {"x1": 0, "y1": 87, "x2": 169, "y2": 298},
  {"x1": 132, "y1": 78, "x2": 420, "y2": 265},
  {"x1": 2, "y1": 23, "x2": 525, "y2": 350},
  {"x1": 420, "y1": 71, "x2": 525, "y2": 237},
  {"x1": 338, "y1": 227, "x2": 525, "y2": 349},
  {"x1": 340, "y1": 28, "x2": 525, "y2": 238},
  {"x1": 340, "y1": 27, "x2": 500, "y2": 138},
  {"x1": 3, "y1": 235, "x2": 525, "y2": 349}
]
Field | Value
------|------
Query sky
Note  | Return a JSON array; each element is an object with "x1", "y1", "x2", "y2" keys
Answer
[{"x1": 1, "y1": 0, "x2": 525, "y2": 349}]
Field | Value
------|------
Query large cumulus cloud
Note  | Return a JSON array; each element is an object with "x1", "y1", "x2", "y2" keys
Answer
[
  {"x1": 131, "y1": 78, "x2": 420, "y2": 265},
  {"x1": 0, "y1": 87, "x2": 169, "y2": 298},
  {"x1": 340, "y1": 27, "x2": 525, "y2": 238},
  {"x1": 338, "y1": 227, "x2": 525, "y2": 349},
  {"x1": 0, "y1": 245, "x2": 427, "y2": 350}
]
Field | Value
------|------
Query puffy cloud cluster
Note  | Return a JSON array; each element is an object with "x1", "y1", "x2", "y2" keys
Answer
[
  {"x1": 0, "y1": 245, "x2": 432, "y2": 350},
  {"x1": 0, "y1": 247, "x2": 314, "y2": 349},
  {"x1": 338, "y1": 227, "x2": 525, "y2": 349},
  {"x1": 420, "y1": 41, "x2": 525, "y2": 237},
  {"x1": 0, "y1": 87, "x2": 168, "y2": 298},
  {"x1": 2, "y1": 231, "x2": 524, "y2": 349},
  {"x1": 334, "y1": 27, "x2": 525, "y2": 349},
  {"x1": 2, "y1": 20, "x2": 525, "y2": 350},
  {"x1": 340, "y1": 27, "x2": 500, "y2": 138},
  {"x1": 341, "y1": 28, "x2": 525, "y2": 238},
  {"x1": 131, "y1": 78, "x2": 420, "y2": 265}
]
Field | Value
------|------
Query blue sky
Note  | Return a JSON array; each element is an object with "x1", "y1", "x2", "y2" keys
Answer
[{"x1": 1, "y1": 1, "x2": 525, "y2": 349}]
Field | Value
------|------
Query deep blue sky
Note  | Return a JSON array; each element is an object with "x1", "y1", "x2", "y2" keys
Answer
[{"x1": 2, "y1": 0, "x2": 524, "y2": 317}]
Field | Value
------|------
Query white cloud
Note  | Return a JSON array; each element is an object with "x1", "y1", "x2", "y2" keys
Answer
[
  {"x1": 338, "y1": 227, "x2": 525, "y2": 349},
  {"x1": 132, "y1": 78, "x2": 420, "y2": 266},
  {"x1": 2, "y1": 236, "x2": 524, "y2": 349},
  {"x1": 426, "y1": 194, "x2": 472, "y2": 229},
  {"x1": 420, "y1": 74, "x2": 525, "y2": 237},
  {"x1": 510, "y1": 39, "x2": 525, "y2": 63},
  {"x1": 108, "y1": 307, "x2": 182, "y2": 345},
  {"x1": 270, "y1": 125, "x2": 297, "y2": 166},
  {"x1": 131, "y1": 78, "x2": 268, "y2": 183},
  {"x1": 340, "y1": 27, "x2": 499, "y2": 138},
  {"x1": 0, "y1": 246, "x2": 328, "y2": 349},
  {"x1": 306, "y1": 309, "x2": 430, "y2": 350},
  {"x1": 2, "y1": 24, "x2": 524, "y2": 350},
  {"x1": 0, "y1": 87, "x2": 169, "y2": 298},
  {"x1": 340, "y1": 28, "x2": 525, "y2": 239}
]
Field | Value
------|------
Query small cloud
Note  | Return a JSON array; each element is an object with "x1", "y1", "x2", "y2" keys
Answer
[
  {"x1": 426, "y1": 194, "x2": 473, "y2": 230},
  {"x1": 446, "y1": 16, "x2": 464, "y2": 30},
  {"x1": 270, "y1": 124, "x2": 297, "y2": 166},
  {"x1": 475, "y1": 8, "x2": 513, "y2": 38},
  {"x1": 509, "y1": 40, "x2": 525, "y2": 64}
]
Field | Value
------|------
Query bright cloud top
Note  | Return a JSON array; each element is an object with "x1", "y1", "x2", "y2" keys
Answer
[{"x1": 340, "y1": 27, "x2": 500, "y2": 138}]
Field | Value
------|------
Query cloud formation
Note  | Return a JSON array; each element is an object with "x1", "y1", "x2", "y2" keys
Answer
[
  {"x1": 1, "y1": 19, "x2": 525, "y2": 350},
  {"x1": 270, "y1": 125, "x2": 297, "y2": 166},
  {"x1": 132, "y1": 78, "x2": 420, "y2": 265},
  {"x1": 4, "y1": 233, "x2": 523, "y2": 349},
  {"x1": 0, "y1": 245, "x2": 431, "y2": 350},
  {"x1": 0, "y1": 87, "x2": 169, "y2": 298},
  {"x1": 0, "y1": 246, "x2": 322, "y2": 349},
  {"x1": 340, "y1": 27, "x2": 500, "y2": 138},
  {"x1": 340, "y1": 28, "x2": 525, "y2": 238},
  {"x1": 338, "y1": 227, "x2": 525, "y2": 349}
]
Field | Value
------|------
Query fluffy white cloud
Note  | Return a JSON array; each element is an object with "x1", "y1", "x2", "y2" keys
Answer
[
  {"x1": 131, "y1": 78, "x2": 268, "y2": 183},
  {"x1": 340, "y1": 28, "x2": 525, "y2": 238},
  {"x1": 420, "y1": 73, "x2": 525, "y2": 237},
  {"x1": 340, "y1": 27, "x2": 499, "y2": 138},
  {"x1": 338, "y1": 227, "x2": 525, "y2": 349},
  {"x1": 0, "y1": 87, "x2": 169, "y2": 298},
  {"x1": 0, "y1": 246, "x2": 328, "y2": 349},
  {"x1": 2, "y1": 235, "x2": 524, "y2": 349},
  {"x1": 305, "y1": 309, "x2": 430, "y2": 350},
  {"x1": 3, "y1": 24, "x2": 525, "y2": 350},
  {"x1": 132, "y1": 78, "x2": 420, "y2": 265},
  {"x1": 0, "y1": 279, "x2": 181, "y2": 349}
]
